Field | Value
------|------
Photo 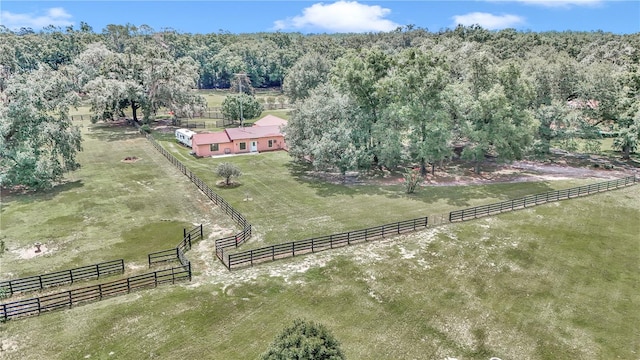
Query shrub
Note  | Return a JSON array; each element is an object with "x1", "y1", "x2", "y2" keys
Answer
[
  {"x1": 216, "y1": 162, "x2": 242, "y2": 186},
  {"x1": 403, "y1": 168, "x2": 421, "y2": 194},
  {"x1": 260, "y1": 319, "x2": 345, "y2": 360}
]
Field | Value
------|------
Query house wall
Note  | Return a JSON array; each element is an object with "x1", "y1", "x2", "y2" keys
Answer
[
  {"x1": 193, "y1": 141, "x2": 234, "y2": 157},
  {"x1": 231, "y1": 135, "x2": 285, "y2": 153}
]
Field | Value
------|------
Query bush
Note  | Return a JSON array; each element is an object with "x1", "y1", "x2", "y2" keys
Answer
[
  {"x1": 140, "y1": 124, "x2": 151, "y2": 134},
  {"x1": 403, "y1": 168, "x2": 421, "y2": 194},
  {"x1": 260, "y1": 319, "x2": 345, "y2": 360}
]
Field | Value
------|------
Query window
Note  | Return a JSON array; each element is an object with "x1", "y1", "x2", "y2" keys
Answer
[
  {"x1": 268, "y1": 140, "x2": 274, "y2": 148},
  {"x1": 239, "y1": 142, "x2": 246, "y2": 150},
  {"x1": 210, "y1": 143, "x2": 219, "y2": 152}
]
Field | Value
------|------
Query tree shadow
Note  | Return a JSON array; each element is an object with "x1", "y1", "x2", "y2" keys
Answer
[
  {"x1": 283, "y1": 159, "x2": 557, "y2": 208},
  {"x1": 86, "y1": 123, "x2": 142, "y2": 142},
  {"x1": 0, "y1": 180, "x2": 84, "y2": 208}
]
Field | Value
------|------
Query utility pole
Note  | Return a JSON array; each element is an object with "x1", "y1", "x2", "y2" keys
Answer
[{"x1": 235, "y1": 73, "x2": 246, "y2": 127}]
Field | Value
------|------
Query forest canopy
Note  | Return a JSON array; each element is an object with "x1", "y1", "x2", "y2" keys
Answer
[{"x1": 1, "y1": 23, "x2": 638, "y2": 188}]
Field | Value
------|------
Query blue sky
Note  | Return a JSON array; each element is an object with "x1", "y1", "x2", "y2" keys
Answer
[{"x1": 1, "y1": 1, "x2": 638, "y2": 34}]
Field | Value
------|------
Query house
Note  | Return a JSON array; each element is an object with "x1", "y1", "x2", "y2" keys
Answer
[
  {"x1": 175, "y1": 128, "x2": 197, "y2": 147},
  {"x1": 253, "y1": 114, "x2": 288, "y2": 128},
  {"x1": 192, "y1": 125, "x2": 287, "y2": 157}
]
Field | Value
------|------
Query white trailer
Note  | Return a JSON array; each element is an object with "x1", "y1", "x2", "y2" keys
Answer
[{"x1": 175, "y1": 128, "x2": 196, "y2": 148}]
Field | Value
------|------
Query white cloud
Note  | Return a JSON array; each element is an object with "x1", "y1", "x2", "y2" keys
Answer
[
  {"x1": 491, "y1": 0, "x2": 602, "y2": 7},
  {"x1": 452, "y1": 12, "x2": 526, "y2": 30},
  {"x1": 273, "y1": 1, "x2": 401, "y2": 33},
  {"x1": 0, "y1": 7, "x2": 74, "y2": 30}
]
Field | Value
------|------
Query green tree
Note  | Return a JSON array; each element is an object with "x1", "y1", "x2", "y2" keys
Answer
[
  {"x1": 260, "y1": 319, "x2": 345, "y2": 360},
  {"x1": 283, "y1": 53, "x2": 332, "y2": 103},
  {"x1": 221, "y1": 94, "x2": 263, "y2": 126},
  {"x1": 77, "y1": 41, "x2": 205, "y2": 123},
  {"x1": 0, "y1": 65, "x2": 82, "y2": 190},
  {"x1": 286, "y1": 84, "x2": 364, "y2": 173},
  {"x1": 216, "y1": 162, "x2": 242, "y2": 186}
]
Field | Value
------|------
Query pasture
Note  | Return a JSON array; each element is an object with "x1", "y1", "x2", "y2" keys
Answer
[{"x1": 1, "y1": 120, "x2": 638, "y2": 359}]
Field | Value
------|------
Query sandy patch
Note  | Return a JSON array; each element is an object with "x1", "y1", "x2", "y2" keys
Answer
[{"x1": 14, "y1": 243, "x2": 53, "y2": 259}]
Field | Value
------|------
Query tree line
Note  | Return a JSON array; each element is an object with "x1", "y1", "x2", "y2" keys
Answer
[{"x1": 1, "y1": 23, "x2": 638, "y2": 189}]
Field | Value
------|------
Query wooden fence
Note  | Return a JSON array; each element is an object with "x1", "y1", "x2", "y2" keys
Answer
[
  {"x1": 0, "y1": 260, "x2": 124, "y2": 298},
  {"x1": 226, "y1": 217, "x2": 429, "y2": 270},
  {"x1": 449, "y1": 176, "x2": 637, "y2": 222},
  {"x1": 0, "y1": 265, "x2": 190, "y2": 321},
  {"x1": 148, "y1": 225, "x2": 203, "y2": 267}
]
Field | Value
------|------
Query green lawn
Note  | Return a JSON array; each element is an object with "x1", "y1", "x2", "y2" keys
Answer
[
  {"x1": 157, "y1": 145, "x2": 596, "y2": 250},
  {"x1": 2, "y1": 121, "x2": 638, "y2": 360},
  {"x1": 2, "y1": 185, "x2": 637, "y2": 360},
  {"x1": 0, "y1": 120, "x2": 236, "y2": 277}
]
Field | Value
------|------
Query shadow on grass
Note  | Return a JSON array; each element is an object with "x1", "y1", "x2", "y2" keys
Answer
[
  {"x1": 0, "y1": 180, "x2": 84, "y2": 207},
  {"x1": 283, "y1": 160, "x2": 557, "y2": 208},
  {"x1": 86, "y1": 123, "x2": 142, "y2": 142}
]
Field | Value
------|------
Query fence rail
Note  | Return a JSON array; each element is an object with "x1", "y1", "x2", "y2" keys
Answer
[
  {"x1": 148, "y1": 225, "x2": 203, "y2": 268},
  {"x1": 227, "y1": 217, "x2": 429, "y2": 270},
  {"x1": 0, "y1": 265, "x2": 190, "y2": 321},
  {"x1": 449, "y1": 176, "x2": 637, "y2": 222},
  {"x1": 0, "y1": 260, "x2": 124, "y2": 298}
]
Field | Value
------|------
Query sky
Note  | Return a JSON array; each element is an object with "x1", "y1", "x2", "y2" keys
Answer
[{"x1": 1, "y1": 0, "x2": 638, "y2": 35}]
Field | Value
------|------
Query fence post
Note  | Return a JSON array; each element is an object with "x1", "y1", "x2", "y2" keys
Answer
[
  {"x1": 200, "y1": 224, "x2": 203, "y2": 239},
  {"x1": 154, "y1": 272, "x2": 158, "y2": 287},
  {"x1": 272, "y1": 246, "x2": 275, "y2": 261},
  {"x1": 3, "y1": 304, "x2": 7, "y2": 321},
  {"x1": 188, "y1": 234, "x2": 192, "y2": 250},
  {"x1": 397, "y1": 222, "x2": 401, "y2": 234},
  {"x1": 365, "y1": 229, "x2": 368, "y2": 241},
  {"x1": 96, "y1": 264, "x2": 100, "y2": 279},
  {"x1": 312, "y1": 238, "x2": 315, "y2": 252},
  {"x1": 127, "y1": 278, "x2": 131, "y2": 293},
  {"x1": 69, "y1": 269, "x2": 74, "y2": 284},
  {"x1": 39, "y1": 275, "x2": 43, "y2": 290},
  {"x1": 330, "y1": 235, "x2": 333, "y2": 249},
  {"x1": 188, "y1": 263, "x2": 192, "y2": 281},
  {"x1": 171, "y1": 267, "x2": 175, "y2": 285},
  {"x1": 413, "y1": 219, "x2": 417, "y2": 231},
  {"x1": 251, "y1": 250, "x2": 254, "y2": 266},
  {"x1": 99, "y1": 284, "x2": 103, "y2": 300},
  {"x1": 37, "y1": 298, "x2": 41, "y2": 315},
  {"x1": 148, "y1": 254, "x2": 152, "y2": 268},
  {"x1": 68, "y1": 290, "x2": 73, "y2": 308},
  {"x1": 347, "y1": 232, "x2": 351, "y2": 245},
  {"x1": 184, "y1": 228, "x2": 187, "y2": 239}
]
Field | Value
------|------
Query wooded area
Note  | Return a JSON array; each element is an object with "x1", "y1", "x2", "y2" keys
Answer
[{"x1": 1, "y1": 23, "x2": 638, "y2": 188}]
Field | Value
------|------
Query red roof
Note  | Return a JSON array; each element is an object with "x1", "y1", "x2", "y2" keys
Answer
[
  {"x1": 253, "y1": 115, "x2": 288, "y2": 127},
  {"x1": 225, "y1": 126, "x2": 283, "y2": 141},
  {"x1": 192, "y1": 131, "x2": 230, "y2": 146}
]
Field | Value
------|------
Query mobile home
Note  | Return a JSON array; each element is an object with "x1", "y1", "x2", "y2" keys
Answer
[{"x1": 175, "y1": 128, "x2": 197, "y2": 148}]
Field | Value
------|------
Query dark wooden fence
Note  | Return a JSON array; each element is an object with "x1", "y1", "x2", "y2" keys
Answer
[
  {"x1": 226, "y1": 217, "x2": 429, "y2": 270},
  {"x1": 0, "y1": 260, "x2": 124, "y2": 298},
  {"x1": 0, "y1": 265, "x2": 190, "y2": 321},
  {"x1": 148, "y1": 225, "x2": 203, "y2": 268},
  {"x1": 449, "y1": 176, "x2": 637, "y2": 222}
]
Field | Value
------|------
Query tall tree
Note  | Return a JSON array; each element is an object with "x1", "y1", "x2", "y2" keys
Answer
[
  {"x1": 221, "y1": 93, "x2": 263, "y2": 126},
  {"x1": 389, "y1": 49, "x2": 452, "y2": 175},
  {"x1": 0, "y1": 65, "x2": 82, "y2": 190},
  {"x1": 77, "y1": 42, "x2": 205, "y2": 123},
  {"x1": 283, "y1": 53, "x2": 331, "y2": 103}
]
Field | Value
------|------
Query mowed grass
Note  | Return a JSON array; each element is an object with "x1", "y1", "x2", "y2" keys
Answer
[
  {"x1": 157, "y1": 144, "x2": 597, "y2": 249},
  {"x1": 0, "y1": 120, "x2": 236, "y2": 277},
  {"x1": 1, "y1": 185, "x2": 637, "y2": 360}
]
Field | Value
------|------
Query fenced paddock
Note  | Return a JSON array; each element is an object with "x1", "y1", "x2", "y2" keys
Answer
[
  {"x1": 148, "y1": 225, "x2": 203, "y2": 267},
  {"x1": 0, "y1": 265, "x2": 190, "y2": 321},
  {"x1": 0, "y1": 260, "x2": 124, "y2": 298},
  {"x1": 449, "y1": 176, "x2": 637, "y2": 222},
  {"x1": 226, "y1": 217, "x2": 430, "y2": 270}
]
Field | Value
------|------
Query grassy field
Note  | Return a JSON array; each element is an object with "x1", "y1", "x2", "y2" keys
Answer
[
  {"x1": 155, "y1": 144, "x2": 598, "y2": 249},
  {"x1": 1, "y1": 186, "x2": 637, "y2": 359},
  {"x1": 1, "y1": 121, "x2": 638, "y2": 359},
  {"x1": 0, "y1": 120, "x2": 237, "y2": 277}
]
